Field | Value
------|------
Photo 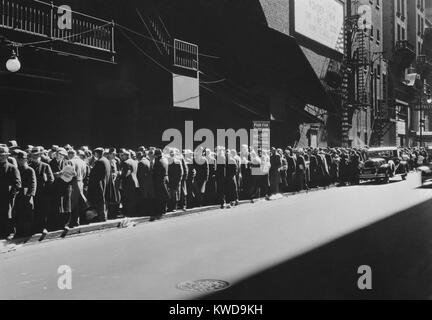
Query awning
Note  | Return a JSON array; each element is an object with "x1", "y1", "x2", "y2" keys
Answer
[{"x1": 229, "y1": 26, "x2": 337, "y2": 113}]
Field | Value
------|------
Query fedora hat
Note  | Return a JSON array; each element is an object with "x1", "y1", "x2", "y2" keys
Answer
[
  {"x1": 57, "y1": 148, "x2": 68, "y2": 157},
  {"x1": 30, "y1": 146, "x2": 44, "y2": 155},
  {"x1": 0, "y1": 146, "x2": 11, "y2": 156},
  {"x1": 7, "y1": 140, "x2": 19, "y2": 150}
]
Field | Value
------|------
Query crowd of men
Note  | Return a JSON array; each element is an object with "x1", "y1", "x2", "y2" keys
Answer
[{"x1": 0, "y1": 140, "x2": 428, "y2": 240}]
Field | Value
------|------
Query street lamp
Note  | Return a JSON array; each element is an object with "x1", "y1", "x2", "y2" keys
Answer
[{"x1": 6, "y1": 49, "x2": 21, "y2": 73}]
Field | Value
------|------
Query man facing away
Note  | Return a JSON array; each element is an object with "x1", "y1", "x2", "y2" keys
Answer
[
  {"x1": 87, "y1": 148, "x2": 115, "y2": 222},
  {"x1": 0, "y1": 146, "x2": 21, "y2": 240},
  {"x1": 29, "y1": 146, "x2": 54, "y2": 235},
  {"x1": 15, "y1": 151, "x2": 37, "y2": 238}
]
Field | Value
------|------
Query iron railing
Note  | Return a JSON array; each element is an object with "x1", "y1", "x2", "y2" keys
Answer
[
  {"x1": 0, "y1": 0, "x2": 114, "y2": 53},
  {"x1": 174, "y1": 38, "x2": 199, "y2": 71}
]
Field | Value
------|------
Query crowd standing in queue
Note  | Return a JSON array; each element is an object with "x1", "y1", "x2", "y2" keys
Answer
[{"x1": 0, "y1": 140, "x2": 426, "y2": 240}]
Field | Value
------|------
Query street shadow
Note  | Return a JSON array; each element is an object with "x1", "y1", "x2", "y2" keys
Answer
[{"x1": 201, "y1": 198, "x2": 432, "y2": 300}]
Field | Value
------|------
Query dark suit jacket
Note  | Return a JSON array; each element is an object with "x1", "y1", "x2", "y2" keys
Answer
[
  {"x1": 137, "y1": 158, "x2": 154, "y2": 199},
  {"x1": 88, "y1": 157, "x2": 116, "y2": 206},
  {"x1": 121, "y1": 158, "x2": 139, "y2": 191},
  {"x1": 168, "y1": 159, "x2": 183, "y2": 189},
  {"x1": 30, "y1": 161, "x2": 54, "y2": 195},
  {"x1": 0, "y1": 161, "x2": 21, "y2": 197},
  {"x1": 18, "y1": 165, "x2": 37, "y2": 197},
  {"x1": 152, "y1": 157, "x2": 170, "y2": 200},
  {"x1": 0, "y1": 161, "x2": 21, "y2": 219}
]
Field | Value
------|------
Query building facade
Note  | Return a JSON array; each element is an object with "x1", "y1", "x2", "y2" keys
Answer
[
  {"x1": 0, "y1": 0, "x2": 337, "y2": 150},
  {"x1": 346, "y1": 0, "x2": 385, "y2": 147},
  {"x1": 380, "y1": 0, "x2": 430, "y2": 147}
]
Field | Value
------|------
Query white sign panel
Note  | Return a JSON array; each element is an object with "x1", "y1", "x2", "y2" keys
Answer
[
  {"x1": 294, "y1": 0, "x2": 345, "y2": 53},
  {"x1": 173, "y1": 74, "x2": 200, "y2": 110}
]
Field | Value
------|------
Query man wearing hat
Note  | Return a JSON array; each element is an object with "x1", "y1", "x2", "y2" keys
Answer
[
  {"x1": 136, "y1": 151, "x2": 154, "y2": 215},
  {"x1": 50, "y1": 148, "x2": 74, "y2": 231},
  {"x1": 67, "y1": 149, "x2": 89, "y2": 227},
  {"x1": 15, "y1": 151, "x2": 37, "y2": 237},
  {"x1": 107, "y1": 148, "x2": 121, "y2": 219},
  {"x1": 29, "y1": 146, "x2": 54, "y2": 235},
  {"x1": 87, "y1": 148, "x2": 116, "y2": 222},
  {"x1": 7, "y1": 140, "x2": 19, "y2": 151},
  {"x1": 0, "y1": 146, "x2": 21, "y2": 239},
  {"x1": 152, "y1": 149, "x2": 170, "y2": 216},
  {"x1": 0, "y1": 143, "x2": 18, "y2": 167},
  {"x1": 119, "y1": 150, "x2": 139, "y2": 217}
]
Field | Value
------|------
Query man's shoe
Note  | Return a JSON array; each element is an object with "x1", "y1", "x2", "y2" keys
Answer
[{"x1": 6, "y1": 233, "x2": 15, "y2": 241}]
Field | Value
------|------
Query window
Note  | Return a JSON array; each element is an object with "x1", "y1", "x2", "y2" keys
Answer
[
  {"x1": 377, "y1": 29, "x2": 381, "y2": 43},
  {"x1": 397, "y1": 24, "x2": 401, "y2": 41},
  {"x1": 377, "y1": 64, "x2": 381, "y2": 79},
  {"x1": 402, "y1": 27, "x2": 405, "y2": 40},
  {"x1": 370, "y1": 25, "x2": 374, "y2": 40}
]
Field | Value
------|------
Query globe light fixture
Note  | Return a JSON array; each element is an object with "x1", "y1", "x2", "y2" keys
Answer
[{"x1": 6, "y1": 50, "x2": 21, "y2": 73}]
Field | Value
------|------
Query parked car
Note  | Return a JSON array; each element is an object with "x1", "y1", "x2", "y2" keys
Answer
[
  {"x1": 359, "y1": 147, "x2": 408, "y2": 184},
  {"x1": 418, "y1": 146, "x2": 432, "y2": 186}
]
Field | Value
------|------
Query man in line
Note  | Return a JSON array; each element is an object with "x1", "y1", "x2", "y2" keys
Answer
[
  {"x1": 15, "y1": 151, "x2": 37, "y2": 237},
  {"x1": 152, "y1": 149, "x2": 170, "y2": 217},
  {"x1": 29, "y1": 146, "x2": 54, "y2": 235},
  {"x1": 119, "y1": 150, "x2": 139, "y2": 217},
  {"x1": 67, "y1": 149, "x2": 89, "y2": 228},
  {"x1": 0, "y1": 146, "x2": 21, "y2": 240},
  {"x1": 87, "y1": 148, "x2": 115, "y2": 222},
  {"x1": 137, "y1": 150, "x2": 154, "y2": 215}
]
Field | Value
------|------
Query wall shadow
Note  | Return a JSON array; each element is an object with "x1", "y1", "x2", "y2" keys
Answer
[{"x1": 202, "y1": 198, "x2": 432, "y2": 300}]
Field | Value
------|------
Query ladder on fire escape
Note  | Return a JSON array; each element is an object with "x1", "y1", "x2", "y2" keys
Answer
[
  {"x1": 137, "y1": 10, "x2": 172, "y2": 58},
  {"x1": 356, "y1": 30, "x2": 369, "y2": 107}
]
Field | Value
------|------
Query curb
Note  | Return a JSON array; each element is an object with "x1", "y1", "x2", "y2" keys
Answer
[{"x1": 0, "y1": 184, "x2": 336, "y2": 254}]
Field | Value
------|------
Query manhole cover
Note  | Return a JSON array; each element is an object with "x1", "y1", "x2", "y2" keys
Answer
[{"x1": 176, "y1": 279, "x2": 230, "y2": 293}]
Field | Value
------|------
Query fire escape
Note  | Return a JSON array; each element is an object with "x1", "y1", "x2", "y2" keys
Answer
[
  {"x1": 0, "y1": 0, "x2": 116, "y2": 64},
  {"x1": 373, "y1": 40, "x2": 416, "y2": 146},
  {"x1": 340, "y1": 10, "x2": 370, "y2": 147},
  {"x1": 136, "y1": 11, "x2": 172, "y2": 61}
]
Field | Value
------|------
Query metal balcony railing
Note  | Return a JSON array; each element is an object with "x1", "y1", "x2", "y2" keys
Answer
[
  {"x1": 173, "y1": 38, "x2": 198, "y2": 71},
  {"x1": 417, "y1": 54, "x2": 432, "y2": 65},
  {"x1": 0, "y1": 0, "x2": 114, "y2": 53}
]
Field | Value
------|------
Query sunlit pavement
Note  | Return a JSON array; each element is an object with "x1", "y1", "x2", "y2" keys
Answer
[{"x1": 1, "y1": 173, "x2": 431, "y2": 300}]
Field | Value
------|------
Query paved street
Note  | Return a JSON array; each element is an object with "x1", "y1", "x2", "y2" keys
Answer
[{"x1": 1, "y1": 173, "x2": 432, "y2": 300}]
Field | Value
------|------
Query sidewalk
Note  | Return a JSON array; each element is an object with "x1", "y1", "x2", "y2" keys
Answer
[{"x1": 0, "y1": 185, "x2": 335, "y2": 254}]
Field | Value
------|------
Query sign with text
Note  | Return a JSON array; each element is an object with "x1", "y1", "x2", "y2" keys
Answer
[
  {"x1": 252, "y1": 121, "x2": 271, "y2": 152},
  {"x1": 294, "y1": 0, "x2": 345, "y2": 54},
  {"x1": 414, "y1": 104, "x2": 432, "y2": 111}
]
